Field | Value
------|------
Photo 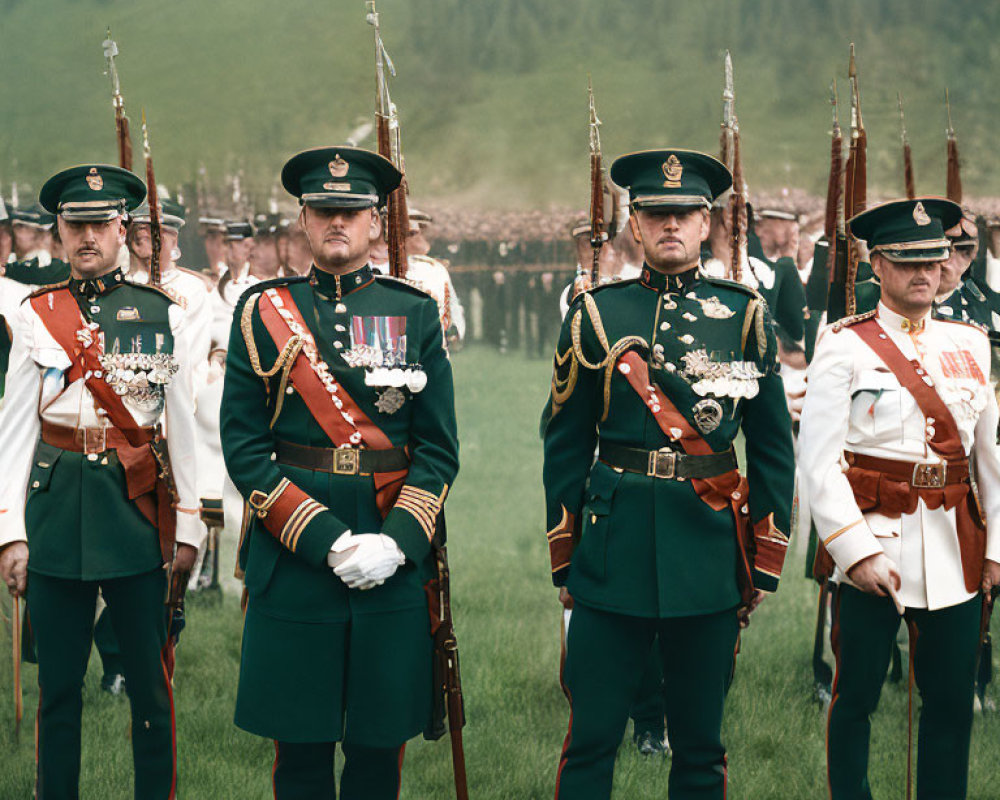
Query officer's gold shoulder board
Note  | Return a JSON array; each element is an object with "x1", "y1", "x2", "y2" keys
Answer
[{"x1": 830, "y1": 309, "x2": 877, "y2": 333}]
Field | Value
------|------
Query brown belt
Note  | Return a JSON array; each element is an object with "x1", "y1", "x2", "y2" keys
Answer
[
  {"x1": 40, "y1": 421, "x2": 155, "y2": 456},
  {"x1": 844, "y1": 451, "x2": 969, "y2": 489},
  {"x1": 274, "y1": 439, "x2": 409, "y2": 476}
]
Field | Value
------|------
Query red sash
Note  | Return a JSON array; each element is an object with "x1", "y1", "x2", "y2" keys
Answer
[
  {"x1": 30, "y1": 288, "x2": 154, "y2": 447},
  {"x1": 256, "y1": 287, "x2": 407, "y2": 516},
  {"x1": 847, "y1": 317, "x2": 984, "y2": 592},
  {"x1": 29, "y1": 288, "x2": 176, "y2": 560},
  {"x1": 617, "y1": 350, "x2": 754, "y2": 602},
  {"x1": 851, "y1": 318, "x2": 964, "y2": 460}
]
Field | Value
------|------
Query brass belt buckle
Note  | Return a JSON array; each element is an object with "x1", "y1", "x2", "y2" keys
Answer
[
  {"x1": 647, "y1": 448, "x2": 677, "y2": 479},
  {"x1": 911, "y1": 462, "x2": 946, "y2": 489},
  {"x1": 333, "y1": 448, "x2": 360, "y2": 476},
  {"x1": 77, "y1": 427, "x2": 107, "y2": 455}
]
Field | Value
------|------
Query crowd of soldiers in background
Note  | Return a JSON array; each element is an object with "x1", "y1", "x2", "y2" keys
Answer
[{"x1": 6, "y1": 183, "x2": 1000, "y2": 368}]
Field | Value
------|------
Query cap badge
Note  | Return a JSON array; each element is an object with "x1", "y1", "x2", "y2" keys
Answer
[
  {"x1": 662, "y1": 155, "x2": 683, "y2": 189},
  {"x1": 913, "y1": 202, "x2": 931, "y2": 226},
  {"x1": 329, "y1": 155, "x2": 349, "y2": 178},
  {"x1": 86, "y1": 167, "x2": 104, "y2": 192}
]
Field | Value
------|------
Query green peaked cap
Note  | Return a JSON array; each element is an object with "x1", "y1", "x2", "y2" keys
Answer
[
  {"x1": 610, "y1": 149, "x2": 732, "y2": 210},
  {"x1": 848, "y1": 197, "x2": 961, "y2": 263},
  {"x1": 131, "y1": 197, "x2": 186, "y2": 231},
  {"x1": 281, "y1": 146, "x2": 401, "y2": 209},
  {"x1": 39, "y1": 164, "x2": 146, "y2": 221}
]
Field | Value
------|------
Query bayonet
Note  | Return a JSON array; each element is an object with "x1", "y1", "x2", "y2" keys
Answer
[{"x1": 141, "y1": 110, "x2": 163, "y2": 286}]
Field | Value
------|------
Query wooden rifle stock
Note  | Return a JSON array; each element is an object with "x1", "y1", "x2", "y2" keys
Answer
[
  {"x1": 843, "y1": 44, "x2": 866, "y2": 317},
  {"x1": 946, "y1": 89, "x2": 962, "y2": 203},
  {"x1": 116, "y1": 108, "x2": 133, "y2": 172},
  {"x1": 425, "y1": 541, "x2": 468, "y2": 800},
  {"x1": 142, "y1": 111, "x2": 163, "y2": 286}
]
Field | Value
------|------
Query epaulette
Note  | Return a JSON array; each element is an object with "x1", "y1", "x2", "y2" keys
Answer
[
  {"x1": 237, "y1": 275, "x2": 308, "y2": 308},
  {"x1": 176, "y1": 266, "x2": 216, "y2": 289},
  {"x1": 588, "y1": 276, "x2": 642, "y2": 295},
  {"x1": 125, "y1": 282, "x2": 179, "y2": 305},
  {"x1": 408, "y1": 253, "x2": 439, "y2": 267},
  {"x1": 964, "y1": 280, "x2": 987, "y2": 302},
  {"x1": 374, "y1": 273, "x2": 433, "y2": 298},
  {"x1": 25, "y1": 279, "x2": 71, "y2": 300},
  {"x1": 939, "y1": 316, "x2": 989, "y2": 336},
  {"x1": 830, "y1": 309, "x2": 877, "y2": 333},
  {"x1": 701, "y1": 275, "x2": 762, "y2": 301}
]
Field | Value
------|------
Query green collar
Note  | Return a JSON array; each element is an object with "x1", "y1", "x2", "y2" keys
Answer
[
  {"x1": 69, "y1": 267, "x2": 126, "y2": 298},
  {"x1": 640, "y1": 263, "x2": 700, "y2": 294},
  {"x1": 309, "y1": 263, "x2": 375, "y2": 300}
]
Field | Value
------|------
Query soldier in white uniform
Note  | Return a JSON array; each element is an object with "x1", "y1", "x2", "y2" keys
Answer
[
  {"x1": 799, "y1": 197, "x2": 1000, "y2": 800},
  {"x1": 370, "y1": 208, "x2": 466, "y2": 347},
  {"x1": 127, "y1": 197, "x2": 212, "y2": 368},
  {"x1": 557, "y1": 217, "x2": 641, "y2": 318},
  {"x1": 0, "y1": 164, "x2": 202, "y2": 798},
  {"x1": 209, "y1": 220, "x2": 259, "y2": 352}
]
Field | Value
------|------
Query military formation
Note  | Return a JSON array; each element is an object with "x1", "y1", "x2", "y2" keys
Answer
[{"x1": 0, "y1": 20, "x2": 999, "y2": 800}]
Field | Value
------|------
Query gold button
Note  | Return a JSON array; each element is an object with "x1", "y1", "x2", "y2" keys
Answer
[
  {"x1": 31, "y1": 481, "x2": 40, "y2": 489},
  {"x1": 86, "y1": 453, "x2": 99, "y2": 462}
]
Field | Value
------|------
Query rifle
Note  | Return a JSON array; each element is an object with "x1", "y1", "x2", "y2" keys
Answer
[
  {"x1": 587, "y1": 76, "x2": 606, "y2": 285},
  {"x1": 843, "y1": 43, "x2": 867, "y2": 317},
  {"x1": 823, "y1": 80, "x2": 844, "y2": 284},
  {"x1": 425, "y1": 536, "x2": 469, "y2": 800},
  {"x1": 945, "y1": 88, "x2": 963, "y2": 204},
  {"x1": 898, "y1": 92, "x2": 916, "y2": 200},
  {"x1": 101, "y1": 29, "x2": 133, "y2": 171},
  {"x1": 719, "y1": 51, "x2": 747, "y2": 282},
  {"x1": 367, "y1": 1, "x2": 409, "y2": 279},
  {"x1": 12, "y1": 595, "x2": 22, "y2": 738},
  {"x1": 141, "y1": 110, "x2": 163, "y2": 286},
  {"x1": 976, "y1": 587, "x2": 998, "y2": 708}
]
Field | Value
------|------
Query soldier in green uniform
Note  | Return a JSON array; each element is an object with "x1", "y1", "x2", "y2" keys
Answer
[
  {"x1": 543, "y1": 149, "x2": 795, "y2": 799},
  {"x1": 0, "y1": 164, "x2": 202, "y2": 799},
  {"x1": 935, "y1": 213, "x2": 1000, "y2": 340},
  {"x1": 222, "y1": 146, "x2": 458, "y2": 800}
]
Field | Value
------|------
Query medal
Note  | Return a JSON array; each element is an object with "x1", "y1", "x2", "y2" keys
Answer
[
  {"x1": 375, "y1": 387, "x2": 406, "y2": 415},
  {"x1": 693, "y1": 398, "x2": 724, "y2": 434}
]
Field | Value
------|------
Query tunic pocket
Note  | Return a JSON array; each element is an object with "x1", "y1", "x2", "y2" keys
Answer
[
  {"x1": 26, "y1": 441, "x2": 64, "y2": 495},
  {"x1": 575, "y1": 464, "x2": 623, "y2": 581}
]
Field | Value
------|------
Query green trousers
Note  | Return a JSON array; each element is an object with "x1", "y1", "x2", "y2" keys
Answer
[
  {"x1": 556, "y1": 602, "x2": 739, "y2": 800},
  {"x1": 26, "y1": 568, "x2": 175, "y2": 800},
  {"x1": 272, "y1": 740, "x2": 404, "y2": 799},
  {"x1": 629, "y1": 640, "x2": 666, "y2": 741},
  {"x1": 828, "y1": 585, "x2": 980, "y2": 800}
]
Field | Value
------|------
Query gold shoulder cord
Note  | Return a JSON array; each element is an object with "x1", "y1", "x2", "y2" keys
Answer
[
  {"x1": 601, "y1": 335, "x2": 648, "y2": 421},
  {"x1": 240, "y1": 294, "x2": 305, "y2": 426},
  {"x1": 740, "y1": 297, "x2": 758, "y2": 355},
  {"x1": 754, "y1": 301, "x2": 768, "y2": 361},
  {"x1": 242, "y1": 295, "x2": 304, "y2": 379},
  {"x1": 572, "y1": 306, "x2": 611, "y2": 371}
]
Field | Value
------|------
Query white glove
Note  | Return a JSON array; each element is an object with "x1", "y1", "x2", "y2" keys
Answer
[{"x1": 330, "y1": 533, "x2": 405, "y2": 590}]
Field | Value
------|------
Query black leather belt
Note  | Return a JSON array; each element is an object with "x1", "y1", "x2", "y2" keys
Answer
[
  {"x1": 274, "y1": 440, "x2": 409, "y2": 476},
  {"x1": 598, "y1": 441, "x2": 737, "y2": 480}
]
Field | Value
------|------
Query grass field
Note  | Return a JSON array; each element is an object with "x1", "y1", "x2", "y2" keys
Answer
[{"x1": 1, "y1": 345, "x2": 998, "y2": 798}]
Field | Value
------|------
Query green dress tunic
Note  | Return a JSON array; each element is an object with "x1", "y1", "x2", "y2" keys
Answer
[{"x1": 222, "y1": 264, "x2": 458, "y2": 746}]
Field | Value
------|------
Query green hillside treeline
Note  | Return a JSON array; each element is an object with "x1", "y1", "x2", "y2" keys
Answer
[{"x1": 1, "y1": 0, "x2": 998, "y2": 208}]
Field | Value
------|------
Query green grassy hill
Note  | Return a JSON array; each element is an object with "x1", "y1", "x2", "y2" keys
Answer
[{"x1": 1, "y1": 0, "x2": 998, "y2": 207}]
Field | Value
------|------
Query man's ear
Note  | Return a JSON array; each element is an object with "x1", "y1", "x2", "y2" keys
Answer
[
  {"x1": 699, "y1": 208, "x2": 711, "y2": 243},
  {"x1": 371, "y1": 208, "x2": 382, "y2": 238},
  {"x1": 869, "y1": 252, "x2": 883, "y2": 280},
  {"x1": 628, "y1": 213, "x2": 641, "y2": 244}
]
